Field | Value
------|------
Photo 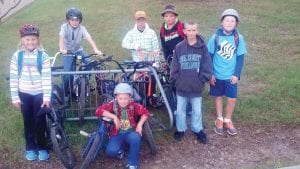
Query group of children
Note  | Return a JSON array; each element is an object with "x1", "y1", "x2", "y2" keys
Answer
[{"x1": 9, "y1": 4, "x2": 246, "y2": 169}]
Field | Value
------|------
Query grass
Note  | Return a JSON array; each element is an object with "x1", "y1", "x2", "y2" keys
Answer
[{"x1": 0, "y1": 0, "x2": 299, "y2": 166}]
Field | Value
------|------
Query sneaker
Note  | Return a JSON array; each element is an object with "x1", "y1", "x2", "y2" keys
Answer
[
  {"x1": 173, "y1": 131, "x2": 185, "y2": 141},
  {"x1": 224, "y1": 121, "x2": 237, "y2": 135},
  {"x1": 195, "y1": 130, "x2": 207, "y2": 144},
  {"x1": 214, "y1": 118, "x2": 224, "y2": 135},
  {"x1": 38, "y1": 150, "x2": 49, "y2": 161},
  {"x1": 25, "y1": 150, "x2": 37, "y2": 161},
  {"x1": 126, "y1": 165, "x2": 138, "y2": 169}
]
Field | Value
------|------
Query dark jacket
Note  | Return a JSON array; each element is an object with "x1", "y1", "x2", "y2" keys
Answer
[
  {"x1": 170, "y1": 35, "x2": 212, "y2": 97},
  {"x1": 160, "y1": 20, "x2": 185, "y2": 61}
]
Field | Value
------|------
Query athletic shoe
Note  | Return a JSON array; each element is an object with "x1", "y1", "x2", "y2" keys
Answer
[
  {"x1": 126, "y1": 164, "x2": 138, "y2": 169},
  {"x1": 38, "y1": 150, "x2": 49, "y2": 161},
  {"x1": 173, "y1": 131, "x2": 185, "y2": 141},
  {"x1": 25, "y1": 150, "x2": 37, "y2": 161},
  {"x1": 214, "y1": 118, "x2": 224, "y2": 135},
  {"x1": 224, "y1": 121, "x2": 237, "y2": 135},
  {"x1": 195, "y1": 130, "x2": 207, "y2": 144}
]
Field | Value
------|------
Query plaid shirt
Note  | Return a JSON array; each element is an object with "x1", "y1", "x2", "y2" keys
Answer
[{"x1": 122, "y1": 23, "x2": 159, "y2": 62}]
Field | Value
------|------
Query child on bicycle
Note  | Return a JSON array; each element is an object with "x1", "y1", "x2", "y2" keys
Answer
[
  {"x1": 208, "y1": 9, "x2": 247, "y2": 136},
  {"x1": 59, "y1": 7, "x2": 103, "y2": 96},
  {"x1": 170, "y1": 21, "x2": 212, "y2": 144},
  {"x1": 9, "y1": 24, "x2": 52, "y2": 161},
  {"x1": 95, "y1": 83, "x2": 150, "y2": 169},
  {"x1": 160, "y1": 4, "x2": 184, "y2": 62}
]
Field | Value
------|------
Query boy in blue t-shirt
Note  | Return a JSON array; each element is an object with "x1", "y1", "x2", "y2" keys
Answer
[{"x1": 207, "y1": 9, "x2": 247, "y2": 136}]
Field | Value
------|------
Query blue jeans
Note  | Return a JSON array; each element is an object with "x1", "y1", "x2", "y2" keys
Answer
[
  {"x1": 62, "y1": 50, "x2": 88, "y2": 95},
  {"x1": 175, "y1": 95, "x2": 203, "y2": 133},
  {"x1": 106, "y1": 131, "x2": 141, "y2": 166}
]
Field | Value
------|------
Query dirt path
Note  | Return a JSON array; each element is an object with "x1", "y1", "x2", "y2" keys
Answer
[{"x1": 2, "y1": 124, "x2": 299, "y2": 169}]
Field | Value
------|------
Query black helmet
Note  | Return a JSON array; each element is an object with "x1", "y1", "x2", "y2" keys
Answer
[{"x1": 66, "y1": 8, "x2": 83, "y2": 23}]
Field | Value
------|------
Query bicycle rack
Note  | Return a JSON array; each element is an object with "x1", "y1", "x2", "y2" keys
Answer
[{"x1": 51, "y1": 67, "x2": 174, "y2": 129}]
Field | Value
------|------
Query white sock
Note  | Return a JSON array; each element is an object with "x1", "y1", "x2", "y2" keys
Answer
[
  {"x1": 224, "y1": 118, "x2": 231, "y2": 123},
  {"x1": 217, "y1": 117, "x2": 223, "y2": 121}
]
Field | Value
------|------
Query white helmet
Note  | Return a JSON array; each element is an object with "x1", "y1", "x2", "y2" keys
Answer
[
  {"x1": 113, "y1": 83, "x2": 133, "y2": 96},
  {"x1": 221, "y1": 9, "x2": 240, "y2": 22}
]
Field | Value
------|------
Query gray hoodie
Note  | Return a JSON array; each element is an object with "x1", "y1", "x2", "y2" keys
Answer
[{"x1": 170, "y1": 35, "x2": 212, "y2": 97}]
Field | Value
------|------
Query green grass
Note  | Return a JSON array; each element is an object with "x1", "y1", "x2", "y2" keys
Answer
[{"x1": 0, "y1": 0, "x2": 299, "y2": 166}]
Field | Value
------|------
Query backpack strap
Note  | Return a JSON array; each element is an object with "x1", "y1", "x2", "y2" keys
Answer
[
  {"x1": 17, "y1": 51, "x2": 43, "y2": 76},
  {"x1": 17, "y1": 51, "x2": 24, "y2": 77},
  {"x1": 37, "y1": 51, "x2": 43, "y2": 75}
]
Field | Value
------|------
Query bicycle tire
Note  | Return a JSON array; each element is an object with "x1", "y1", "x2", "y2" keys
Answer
[
  {"x1": 50, "y1": 124, "x2": 74, "y2": 169},
  {"x1": 80, "y1": 133, "x2": 104, "y2": 169},
  {"x1": 142, "y1": 120, "x2": 157, "y2": 155},
  {"x1": 79, "y1": 77, "x2": 87, "y2": 122}
]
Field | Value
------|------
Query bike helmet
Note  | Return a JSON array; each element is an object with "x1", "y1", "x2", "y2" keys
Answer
[
  {"x1": 66, "y1": 8, "x2": 83, "y2": 23},
  {"x1": 19, "y1": 24, "x2": 40, "y2": 37},
  {"x1": 220, "y1": 9, "x2": 240, "y2": 22},
  {"x1": 113, "y1": 83, "x2": 133, "y2": 96}
]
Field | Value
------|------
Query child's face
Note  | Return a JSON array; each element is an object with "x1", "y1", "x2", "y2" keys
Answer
[
  {"x1": 136, "y1": 18, "x2": 146, "y2": 31},
  {"x1": 22, "y1": 35, "x2": 39, "y2": 51},
  {"x1": 183, "y1": 24, "x2": 198, "y2": 41},
  {"x1": 115, "y1": 93, "x2": 132, "y2": 108},
  {"x1": 68, "y1": 18, "x2": 80, "y2": 28},
  {"x1": 221, "y1": 16, "x2": 237, "y2": 33},
  {"x1": 163, "y1": 12, "x2": 177, "y2": 26}
]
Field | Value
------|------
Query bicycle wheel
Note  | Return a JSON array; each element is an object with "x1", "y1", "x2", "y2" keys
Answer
[
  {"x1": 142, "y1": 120, "x2": 157, "y2": 156},
  {"x1": 79, "y1": 77, "x2": 87, "y2": 122},
  {"x1": 50, "y1": 124, "x2": 74, "y2": 169},
  {"x1": 80, "y1": 134, "x2": 104, "y2": 169}
]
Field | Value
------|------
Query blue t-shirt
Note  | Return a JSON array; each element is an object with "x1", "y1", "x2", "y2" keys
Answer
[{"x1": 207, "y1": 28, "x2": 247, "y2": 80}]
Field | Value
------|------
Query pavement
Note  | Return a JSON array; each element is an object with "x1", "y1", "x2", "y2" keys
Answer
[{"x1": 0, "y1": 0, "x2": 34, "y2": 21}]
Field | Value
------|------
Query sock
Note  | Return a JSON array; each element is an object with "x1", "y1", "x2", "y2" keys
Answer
[
  {"x1": 217, "y1": 116, "x2": 223, "y2": 121},
  {"x1": 224, "y1": 118, "x2": 231, "y2": 123}
]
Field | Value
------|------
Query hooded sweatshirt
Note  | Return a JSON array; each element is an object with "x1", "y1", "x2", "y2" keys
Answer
[{"x1": 170, "y1": 35, "x2": 212, "y2": 97}]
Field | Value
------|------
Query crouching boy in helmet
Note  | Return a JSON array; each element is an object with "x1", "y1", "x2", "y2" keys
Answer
[{"x1": 95, "y1": 83, "x2": 150, "y2": 169}]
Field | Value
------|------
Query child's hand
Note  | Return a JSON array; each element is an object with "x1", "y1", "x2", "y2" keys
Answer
[
  {"x1": 13, "y1": 102, "x2": 21, "y2": 110},
  {"x1": 94, "y1": 49, "x2": 103, "y2": 56},
  {"x1": 60, "y1": 49, "x2": 68, "y2": 55},
  {"x1": 209, "y1": 76, "x2": 216, "y2": 86},
  {"x1": 135, "y1": 124, "x2": 143, "y2": 136},
  {"x1": 113, "y1": 116, "x2": 121, "y2": 130},
  {"x1": 230, "y1": 76, "x2": 238, "y2": 84}
]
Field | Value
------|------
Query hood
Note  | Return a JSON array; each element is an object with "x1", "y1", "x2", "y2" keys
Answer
[{"x1": 182, "y1": 34, "x2": 206, "y2": 48}]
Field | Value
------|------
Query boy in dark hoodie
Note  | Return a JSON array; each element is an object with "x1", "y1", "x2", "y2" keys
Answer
[{"x1": 170, "y1": 21, "x2": 212, "y2": 144}]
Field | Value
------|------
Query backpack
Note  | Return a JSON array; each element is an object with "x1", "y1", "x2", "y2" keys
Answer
[
  {"x1": 214, "y1": 31, "x2": 239, "y2": 56},
  {"x1": 18, "y1": 51, "x2": 43, "y2": 76}
]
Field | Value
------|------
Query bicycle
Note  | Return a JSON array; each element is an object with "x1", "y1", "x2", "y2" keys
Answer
[
  {"x1": 117, "y1": 60, "x2": 174, "y2": 130},
  {"x1": 79, "y1": 58, "x2": 157, "y2": 169},
  {"x1": 38, "y1": 105, "x2": 74, "y2": 169}
]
